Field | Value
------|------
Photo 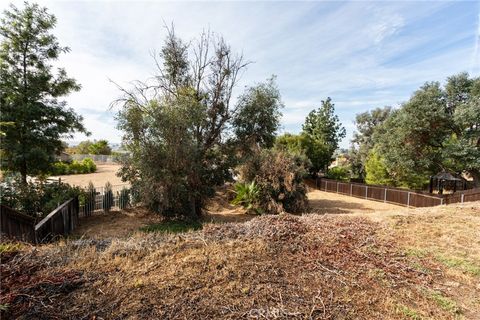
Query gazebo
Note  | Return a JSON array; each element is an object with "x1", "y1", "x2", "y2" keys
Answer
[{"x1": 429, "y1": 171, "x2": 466, "y2": 194}]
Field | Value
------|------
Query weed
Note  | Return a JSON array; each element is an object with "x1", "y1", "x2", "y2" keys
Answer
[
  {"x1": 428, "y1": 290, "x2": 460, "y2": 314},
  {"x1": 396, "y1": 304, "x2": 423, "y2": 320},
  {"x1": 436, "y1": 255, "x2": 480, "y2": 277}
]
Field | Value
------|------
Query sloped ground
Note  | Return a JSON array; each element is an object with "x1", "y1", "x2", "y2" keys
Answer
[{"x1": 1, "y1": 201, "x2": 479, "y2": 319}]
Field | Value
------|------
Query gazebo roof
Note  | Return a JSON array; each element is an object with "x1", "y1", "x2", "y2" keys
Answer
[{"x1": 432, "y1": 171, "x2": 463, "y2": 181}]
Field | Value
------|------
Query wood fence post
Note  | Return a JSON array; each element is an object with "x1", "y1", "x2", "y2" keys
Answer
[
  {"x1": 336, "y1": 181, "x2": 339, "y2": 193},
  {"x1": 407, "y1": 192, "x2": 411, "y2": 208},
  {"x1": 350, "y1": 183, "x2": 353, "y2": 196},
  {"x1": 325, "y1": 180, "x2": 327, "y2": 192},
  {"x1": 461, "y1": 194, "x2": 464, "y2": 203},
  {"x1": 440, "y1": 198, "x2": 444, "y2": 205},
  {"x1": 384, "y1": 188, "x2": 387, "y2": 203},
  {"x1": 365, "y1": 186, "x2": 368, "y2": 199}
]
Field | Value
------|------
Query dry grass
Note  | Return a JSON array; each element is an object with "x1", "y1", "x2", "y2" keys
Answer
[{"x1": 1, "y1": 194, "x2": 479, "y2": 319}]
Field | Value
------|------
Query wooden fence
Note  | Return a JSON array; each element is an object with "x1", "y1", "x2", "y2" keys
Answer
[
  {"x1": 35, "y1": 197, "x2": 79, "y2": 242},
  {"x1": 0, "y1": 205, "x2": 37, "y2": 242},
  {"x1": 1, "y1": 197, "x2": 79, "y2": 243},
  {"x1": 317, "y1": 178, "x2": 443, "y2": 208},
  {"x1": 317, "y1": 178, "x2": 480, "y2": 208}
]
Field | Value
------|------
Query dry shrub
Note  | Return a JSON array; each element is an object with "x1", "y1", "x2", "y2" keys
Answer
[{"x1": 239, "y1": 149, "x2": 309, "y2": 214}]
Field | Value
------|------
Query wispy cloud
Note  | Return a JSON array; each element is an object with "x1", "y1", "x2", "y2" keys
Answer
[{"x1": 0, "y1": 1, "x2": 478, "y2": 147}]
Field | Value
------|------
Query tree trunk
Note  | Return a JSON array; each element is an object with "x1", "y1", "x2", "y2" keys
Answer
[{"x1": 20, "y1": 158, "x2": 27, "y2": 184}]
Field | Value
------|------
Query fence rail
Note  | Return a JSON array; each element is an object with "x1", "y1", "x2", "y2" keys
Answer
[
  {"x1": 317, "y1": 178, "x2": 443, "y2": 208},
  {"x1": 0, "y1": 205, "x2": 37, "y2": 242},
  {"x1": 70, "y1": 154, "x2": 128, "y2": 163},
  {"x1": 317, "y1": 178, "x2": 480, "y2": 208},
  {"x1": 35, "y1": 197, "x2": 79, "y2": 242},
  {"x1": 79, "y1": 184, "x2": 131, "y2": 217}
]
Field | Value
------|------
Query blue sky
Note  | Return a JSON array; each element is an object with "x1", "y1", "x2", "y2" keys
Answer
[{"x1": 2, "y1": 1, "x2": 479, "y2": 148}]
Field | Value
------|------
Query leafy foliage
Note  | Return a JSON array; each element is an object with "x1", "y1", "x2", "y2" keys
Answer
[
  {"x1": 115, "y1": 28, "x2": 277, "y2": 218},
  {"x1": 232, "y1": 76, "x2": 283, "y2": 153},
  {"x1": 0, "y1": 2, "x2": 86, "y2": 182},
  {"x1": 302, "y1": 98, "x2": 346, "y2": 175},
  {"x1": 349, "y1": 107, "x2": 393, "y2": 179},
  {"x1": 0, "y1": 174, "x2": 84, "y2": 217},
  {"x1": 50, "y1": 158, "x2": 96, "y2": 175},
  {"x1": 364, "y1": 150, "x2": 394, "y2": 186},
  {"x1": 325, "y1": 166, "x2": 350, "y2": 181},
  {"x1": 71, "y1": 140, "x2": 112, "y2": 155},
  {"x1": 118, "y1": 187, "x2": 130, "y2": 210},
  {"x1": 231, "y1": 181, "x2": 260, "y2": 213}
]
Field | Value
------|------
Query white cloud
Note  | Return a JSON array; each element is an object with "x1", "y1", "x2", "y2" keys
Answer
[{"x1": 0, "y1": 0, "x2": 477, "y2": 149}]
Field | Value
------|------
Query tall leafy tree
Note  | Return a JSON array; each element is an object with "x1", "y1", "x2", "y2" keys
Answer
[
  {"x1": 116, "y1": 29, "x2": 249, "y2": 217},
  {"x1": 350, "y1": 107, "x2": 392, "y2": 179},
  {"x1": 0, "y1": 2, "x2": 86, "y2": 182},
  {"x1": 302, "y1": 97, "x2": 346, "y2": 175},
  {"x1": 372, "y1": 73, "x2": 480, "y2": 188},
  {"x1": 232, "y1": 76, "x2": 283, "y2": 152}
]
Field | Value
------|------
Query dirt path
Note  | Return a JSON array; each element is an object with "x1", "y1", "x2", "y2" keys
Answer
[
  {"x1": 53, "y1": 164, "x2": 124, "y2": 188},
  {"x1": 307, "y1": 188, "x2": 403, "y2": 214}
]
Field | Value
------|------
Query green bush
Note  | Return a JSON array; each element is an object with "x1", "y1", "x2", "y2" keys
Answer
[
  {"x1": 231, "y1": 181, "x2": 260, "y2": 213},
  {"x1": 50, "y1": 158, "x2": 97, "y2": 175},
  {"x1": 326, "y1": 166, "x2": 350, "y2": 181},
  {"x1": 0, "y1": 174, "x2": 84, "y2": 217},
  {"x1": 82, "y1": 158, "x2": 96, "y2": 173}
]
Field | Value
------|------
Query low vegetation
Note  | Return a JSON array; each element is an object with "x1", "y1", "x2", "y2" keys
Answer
[{"x1": 50, "y1": 158, "x2": 97, "y2": 175}]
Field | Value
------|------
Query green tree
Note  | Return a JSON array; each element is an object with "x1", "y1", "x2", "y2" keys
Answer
[
  {"x1": 116, "y1": 29, "x2": 249, "y2": 217},
  {"x1": 350, "y1": 107, "x2": 392, "y2": 179},
  {"x1": 302, "y1": 97, "x2": 346, "y2": 175},
  {"x1": 88, "y1": 140, "x2": 111, "y2": 155},
  {"x1": 372, "y1": 73, "x2": 480, "y2": 188},
  {"x1": 0, "y1": 2, "x2": 86, "y2": 182},
  {"x1": 364, "y1": 149, "x2": 393, "y2": 186},
  {"x1": 232, "y1": 76, "x2": 283, "y2": 152}
]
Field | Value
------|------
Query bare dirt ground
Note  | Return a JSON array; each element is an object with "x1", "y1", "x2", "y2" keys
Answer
[
  {"x1": 308, "y1": 189, "x2": 403, "y2": 214},
  {"x1": 72, "y1": 208, "x2": 164, "y2": 239},
  {"x1": 53, "y1": 164, "x2": 124, "y2": 187}
]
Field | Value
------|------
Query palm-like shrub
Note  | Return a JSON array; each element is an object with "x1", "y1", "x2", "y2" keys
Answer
[{"x1": 231, "y1": 181, "x2": 260, "y2": 213}]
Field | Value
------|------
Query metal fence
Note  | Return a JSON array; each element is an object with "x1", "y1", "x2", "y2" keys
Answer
[
  {"x1": 71, "y1": 154, "x2": 128, "y2": 163},
  {"x1": 79, "y1": 184, "x2": 131, "y2": 217},
  {"x1": 317, "y1": 178, "x2": 443, "y2": 208}
]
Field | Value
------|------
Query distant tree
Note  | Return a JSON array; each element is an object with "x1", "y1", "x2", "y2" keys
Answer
[
  {"x1": 302, "y1": 97, "x2": 346, "y2": 175},
  {"x1": 88, "y1": 140, "x2": 112, "y2": 155},
  {"x1": 364, "y1": 149, "x2": 394, "y2": 186},
  {"x1": 232, "y1": 76, "x2": 283, "y2": 153},
  {"x1": 275, "y1": 133, "x2": 306, "y2": 155},
  {"x1": 75, "y1": 140, "x2": 93, "y2": 154},
  {"x1": 0, "y1": 2, "x2": 86, "y2": 182},
  {"x1": 372, "y1": 73, "x2": 480, "y2": 188},
  {"x1": 71, "y1": 139, "x2": 112, "y2": 155},
  {"x1": 350, "y1": 107, "x2": 393, "y2": 179}
]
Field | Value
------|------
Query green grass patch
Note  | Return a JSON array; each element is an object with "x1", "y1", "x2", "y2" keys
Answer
[
  {"x1": 436, "y1": 255, "x2": 480, "y2": 277},
  {"x1": 395, "y1": 304, "x2": 423, "y2": 320},
  {"x1": 428, "y1": 290, "x2": 460, "y2": 314},
  {"x1": 139, "y1": 220, "x2": 203, "y2": 234}
]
